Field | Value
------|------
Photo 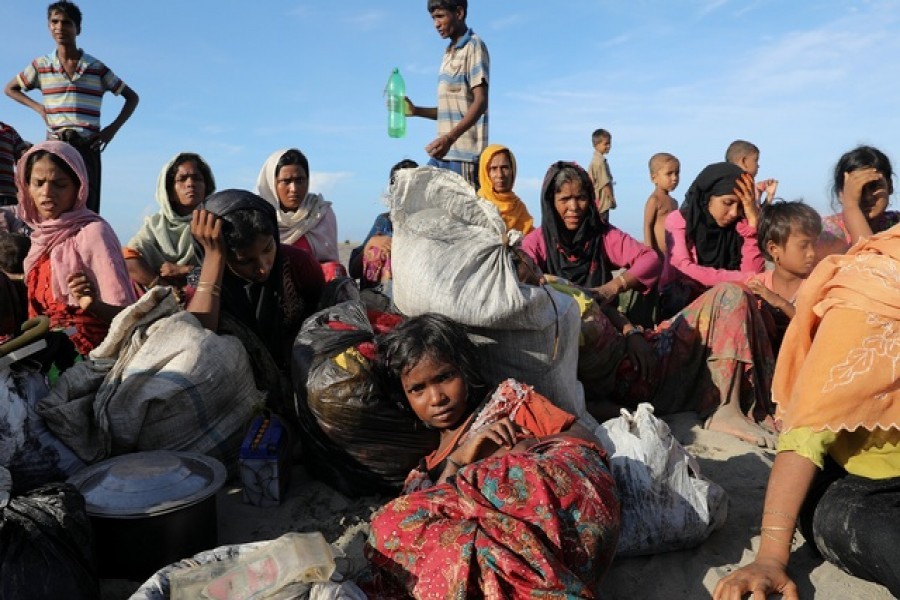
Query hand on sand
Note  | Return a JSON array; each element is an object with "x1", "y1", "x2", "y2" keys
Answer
[{"x1": 714, "y1": 558, "x2": 799, "y2": 600}]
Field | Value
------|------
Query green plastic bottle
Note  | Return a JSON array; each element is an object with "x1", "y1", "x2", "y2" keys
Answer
[{"x1": 385, "y1": 68, "x2": 406, "y2": 138}]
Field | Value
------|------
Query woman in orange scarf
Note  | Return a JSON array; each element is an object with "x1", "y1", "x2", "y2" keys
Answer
[
  {"x1": 476, "y1": 144, "x2": 534, "y2": 234},
  {"x1": 714, "y1": 224, "x2": 900, "y2": 598}
]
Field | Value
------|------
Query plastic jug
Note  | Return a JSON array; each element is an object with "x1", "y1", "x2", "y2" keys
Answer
[{"x1": 385, "y1": 68, "x2": 406, "y2": 138}]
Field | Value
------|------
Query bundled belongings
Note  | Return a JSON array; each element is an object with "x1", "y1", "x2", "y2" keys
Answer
[
  {"x1": 38, "y1": 287, "x2": 264, "y2": 468},
  {"x1": 0, "y1": 466, "x2": 99, "y2": 600},
  {"x1": 292, "y1": 300, "x2": 438, "y2": 497},
  {"x1": 0, "y1": 316, "x2": 85, "y2": 493},
  {"x1": 595, "y1": 403, "x2": 728, "y2": 556}
]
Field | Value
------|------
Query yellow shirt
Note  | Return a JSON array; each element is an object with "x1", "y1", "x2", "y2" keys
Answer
[{"x1": 777, "y1": 427, "x2": 900, "y2": 480}]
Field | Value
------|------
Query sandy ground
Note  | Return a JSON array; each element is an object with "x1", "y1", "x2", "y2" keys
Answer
[
  {"x1": 99, "y1": 245, "x2": 895, "y2": 599},
  {"x1": 100, "y1": 412, "x2": 895, "y2": 600}
]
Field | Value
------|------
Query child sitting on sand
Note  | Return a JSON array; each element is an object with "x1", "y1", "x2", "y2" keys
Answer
[{"x1": 748, "y1": 200, "x2": 822, "y2": 321}]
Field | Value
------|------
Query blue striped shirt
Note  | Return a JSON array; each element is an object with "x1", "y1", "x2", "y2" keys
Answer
[
  {"x1": 437, "y1": 29, "x2": 489, "y2": 163},
  {"x1": 16, "y1": 51, "x2": 126, "y2": 135}
]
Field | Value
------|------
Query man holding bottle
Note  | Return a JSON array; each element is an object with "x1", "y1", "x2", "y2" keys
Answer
[{"x1": 404, "y1": 0, "x2": 489, "y2": 188}]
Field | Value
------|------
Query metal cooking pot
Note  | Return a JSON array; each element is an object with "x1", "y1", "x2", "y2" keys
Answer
[{"x1": 67, "y1": 450, "x2": 226, "y2": 581}]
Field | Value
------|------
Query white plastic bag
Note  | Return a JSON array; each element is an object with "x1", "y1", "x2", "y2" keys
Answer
[{"x1": 594, "y1": 403, "x2": 728, "y2": 556}]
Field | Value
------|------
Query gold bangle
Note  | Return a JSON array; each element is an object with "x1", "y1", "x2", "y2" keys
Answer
[
  {"x1": 760, "y1": 525, "x2": 793, "y2": 532},
  {"x1": 760, "y1": 528, "x2": 794, "y2": 546},
  {"x1": 195, "y1": 282, "x2": 221, "y2": 298},
  {"x1": 617, "y1": 273, "x2": 628, "y2": 291},
  {"x1": 763, "y1": 510, "x2": 797, "y2": 522}
]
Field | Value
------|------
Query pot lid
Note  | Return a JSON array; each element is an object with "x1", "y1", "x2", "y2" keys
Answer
[{"x1": 67, "y1": 451, "x2": 226, "y2": 518}]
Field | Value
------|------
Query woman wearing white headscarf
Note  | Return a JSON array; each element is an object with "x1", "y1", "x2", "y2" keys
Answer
[{"x1": 254, "y1": 148, "x2": 339, "y2": 265}]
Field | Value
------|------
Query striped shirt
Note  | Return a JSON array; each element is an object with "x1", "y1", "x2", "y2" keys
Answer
[
  {"x1": 437, "y1": 29, "x2": 489, "y2": 163},
  {"x1": 0, "y1": 123, "x2": 28, "y2": 197},
  {"x1": 16, "y1": 51, "x2": 126, "y2": 135}
]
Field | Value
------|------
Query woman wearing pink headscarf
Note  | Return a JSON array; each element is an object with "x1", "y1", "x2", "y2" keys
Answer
[{"x1": 16, "y1": 141, "x2": 134, "y2": 362}]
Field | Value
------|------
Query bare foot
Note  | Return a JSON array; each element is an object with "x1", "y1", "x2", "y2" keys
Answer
[{"x1": 705, "y1": 410, "x2": 777, "y2": 448}]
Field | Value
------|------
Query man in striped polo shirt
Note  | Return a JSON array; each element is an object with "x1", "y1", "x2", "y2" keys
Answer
[
  {"x1": 4, "y1": 1, "x2": 139, "y2": 213},
  {"x1": 405, "y1": 0, "x2": 489, "y2": 188}
]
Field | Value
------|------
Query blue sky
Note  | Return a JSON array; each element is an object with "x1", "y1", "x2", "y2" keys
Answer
[{"x1": 3, "y1": 1, "x2": 899, "y2": 244}]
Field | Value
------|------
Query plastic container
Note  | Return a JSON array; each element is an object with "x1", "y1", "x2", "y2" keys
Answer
[
  {"x1": 385, "y1": 68, "x2": 406, "y2": 138},
  {"x1": 168, "y1": 532, "x2": 336, "y2": 600}
]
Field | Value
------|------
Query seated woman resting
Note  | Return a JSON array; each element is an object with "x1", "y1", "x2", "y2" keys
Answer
[
  {"x1": 123, "y1": 152, "x2": 215, "y2": 295},
  {"x1": 818, "y1": 145, "x2": 898, "y2": 257},
  {"x1": 715, "y1": 223, "x2": 900, "y2": 599},
  {"x1": 520, "y1": 161, "x2": 662, "y2": 326},
  {"x1": 189, "y1": 189, "x2": 325, "y2": 413},
  {"x1": 255, "y1": 148, "x2": 343, "y2": 280},
  {"x1": 662, "y1": 161, "x2": 764, "y2": 316},
  {"x1": 365, "y1": 313, "x2": 620, "y2": 599},
  {"x1": 16, "y1": 141, "x2": 134, "y2": 367}
]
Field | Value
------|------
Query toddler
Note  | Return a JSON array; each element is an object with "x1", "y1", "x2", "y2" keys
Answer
[{"x1": 643, "y1": 152, "x2": 680, "y2": 254}]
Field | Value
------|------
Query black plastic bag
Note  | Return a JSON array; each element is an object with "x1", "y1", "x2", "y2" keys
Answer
[
  {"x1": 0, "y1": 474, "x2": 98, "y2": 600},
  {"x1": 291, "y1": 301, "x2": 438, "y2": 497}
]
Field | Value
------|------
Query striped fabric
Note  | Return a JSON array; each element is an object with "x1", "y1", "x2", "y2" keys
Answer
[
  {"x1": 437, "y1": 29, "x2": 489, "y2": 163},
  {"x1": 16, "y1": 51, "x2": 126, "y2": 135},
  {"x1": 0, "y1": 123, "x2": 28, "y2": 197}
]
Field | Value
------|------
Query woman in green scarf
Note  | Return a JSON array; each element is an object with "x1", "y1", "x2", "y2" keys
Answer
[{"x1": 124, "y1": 152, "x2": 215, "y2": 294}]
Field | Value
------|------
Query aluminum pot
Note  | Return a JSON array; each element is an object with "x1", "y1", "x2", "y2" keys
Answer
[{"x1": 67, "y1": 450, "x2": 226, "y2": 581}]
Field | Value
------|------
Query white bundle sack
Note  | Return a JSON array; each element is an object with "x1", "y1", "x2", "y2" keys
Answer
[
  {"x1": 390, "y1": 166, "x2": 524, "y2": 327},
  {"x1": 594, "y1": 403, "x2": 728, "y2": 556}
]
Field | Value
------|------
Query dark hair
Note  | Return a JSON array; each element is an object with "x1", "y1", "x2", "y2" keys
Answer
[
  {"x1": 725, "y1": 140, "x2": 759, "y2": 164},
  {"x1": 377, "y1": 313, "x2": 485, "y2": 410},
  {"x1": 427, "y1": 0, "x2": 467, "y2": 16},
  {"x1": 757, "y1": 200, "x2": 823, "y2": 260},
  {"x1": 275, "y1": 148, "x2": 309, "y2": 179},
  {"x1": 0, "y1": 233, "x2": 31, "y2": 274},
  {"x1": 166, "y1": 153, "x2": 215, "y2": 198},
  {"x1": 389, "y1": 159, "x2": 418, "y2": 184},
  {"x1": 592, "y1": 128, "x2": 611, "y2": 146},
  {"x1": 220, "y1": 209, "x2": 276, "y2": 254},
  {"x1": 24, "y1": 149, "x2": 80, "y2": 192},
  {"x1": 830, "y1": 145, "x2": 894, "y2": 211},
  {"x1": 47, "y1": 1, "x2": 82, "y2": 32}
]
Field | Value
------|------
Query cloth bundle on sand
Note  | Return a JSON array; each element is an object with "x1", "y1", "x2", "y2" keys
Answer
[
  {"x1": 38, "y1": 287, "x2": 264, "y2": 466},
  {"x1": 390, "y1": 166, "x2": 595, "y2": 426},
  {"x1": 0, "y1": 362, "x2": 85, "y2": 493},
  {"x1": 596, "y1": 403, "x2": 728, "y2": 556}
]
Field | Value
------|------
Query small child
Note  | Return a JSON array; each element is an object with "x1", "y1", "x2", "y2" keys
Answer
[
  {"x1": 588, "y1": 128, "x2": 615, "y2": 219},
  {"x1": 748, "y1": 200, "x2": 822, "y2": 347},
  {"x1": 643, "y1": 152, "x2": 680, "y2": 254},
  {"x1": 725, "y1": 139, "x2": 778, "y2": 203}
]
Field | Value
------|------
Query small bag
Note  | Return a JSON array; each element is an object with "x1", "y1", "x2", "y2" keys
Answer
[{"x1": 595, "y1": 403, "x2": 728, "y2": 556}]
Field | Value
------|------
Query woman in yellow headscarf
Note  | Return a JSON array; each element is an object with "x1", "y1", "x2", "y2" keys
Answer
[{"x1": 477, "y1": 144, "x2": 533, "y2": 234}]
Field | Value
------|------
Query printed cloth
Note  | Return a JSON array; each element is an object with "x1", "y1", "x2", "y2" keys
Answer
[
  {"x1": 773, "y1": 223, "x2": 900, "y2": 433},
  {"x1": 366, "y1": 381, "x2": 619, "y2": 599}
]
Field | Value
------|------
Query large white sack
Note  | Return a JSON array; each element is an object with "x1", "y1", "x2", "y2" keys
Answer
[{"x1": 390, "y1": 166, "x2": 525, "y2": 327}]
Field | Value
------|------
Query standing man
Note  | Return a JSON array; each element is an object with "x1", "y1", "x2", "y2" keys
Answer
[
  {"x1": 405, "y1": 0, "x2": 488, "y2": 188},
  {"x1": 5, "y1": 1, "x2": 139, "y2": 213}
]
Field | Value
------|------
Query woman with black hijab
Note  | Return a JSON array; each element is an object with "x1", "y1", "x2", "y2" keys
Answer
[
  {"x1": 661, "y1": 162, "x2": 765, "y2": 314},
  {"x1": 189, "y1": 189, "x2": 325, "y2": 413},
  {"x1": 521, "y1": 161, "x2": 777, "y2": 447}
]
